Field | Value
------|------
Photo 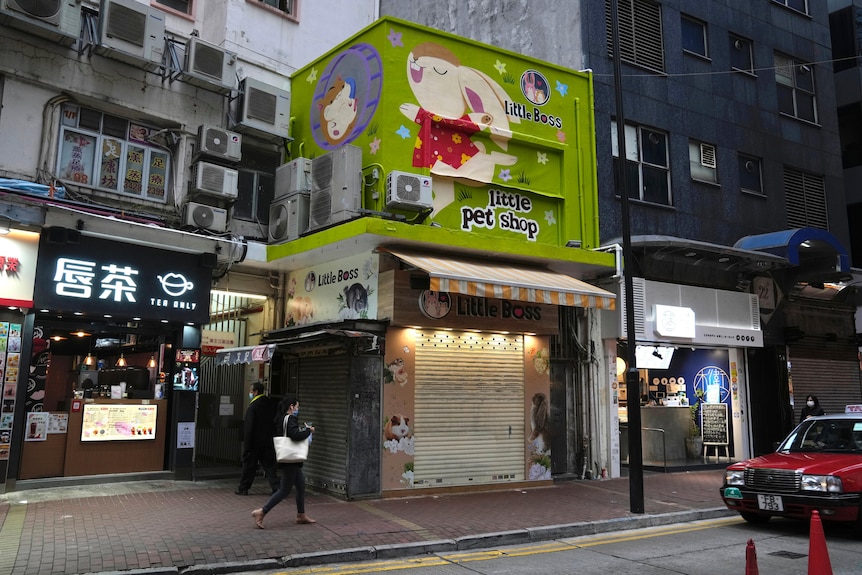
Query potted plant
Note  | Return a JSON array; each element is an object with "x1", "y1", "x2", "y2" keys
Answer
[{"x1": 685, "y1": 389, "x2": 705, "y2": 459}]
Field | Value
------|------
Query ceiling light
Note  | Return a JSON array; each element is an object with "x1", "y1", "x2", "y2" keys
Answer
[
  {"x1": 50, "y1": 335, "x2": 66, "y2": 342},
  {"x1": 72, "y1": 330, "x2": 91, "y2": 338},
  {"x1": 116, "y1": 354, "x2": 127, "y2": 367},
  {"x1": 84, "y1": 353, "x2": 95, "y2": 366},
  {"x1": 147, "y1": 356, "x2": 157, "y2": 368}
]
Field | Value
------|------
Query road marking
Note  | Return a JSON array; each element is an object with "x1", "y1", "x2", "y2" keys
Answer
[
  {"x1": 279, "y1": 517, "x2": 745, "y2": 574},
  {"x1": 0, "y1": 504, "x2": 27, "y2": 575}
]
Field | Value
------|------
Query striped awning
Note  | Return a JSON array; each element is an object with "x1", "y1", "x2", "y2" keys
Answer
[{"x1": 385, "y1": 249, "x2": 616, "y2": 310}]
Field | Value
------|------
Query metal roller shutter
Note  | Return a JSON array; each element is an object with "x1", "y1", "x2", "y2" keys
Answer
[
  {"x1": 414, "y1": 331, "x2": 524, "y2": 487},
  {"x1": 788, "y1": 340, "x2": 862, "y2": 421},
  {"x1": 298, "y1": 354, "x2": 350, "y2": 494}
]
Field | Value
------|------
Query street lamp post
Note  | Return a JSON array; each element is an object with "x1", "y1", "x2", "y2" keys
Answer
[{"x1": 610, "y1": 0, "x2": 644, "y2": 514}]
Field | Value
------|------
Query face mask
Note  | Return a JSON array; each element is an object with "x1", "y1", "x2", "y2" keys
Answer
[
  {"x1": 807, "y1": 401, "x2": 815, "y2": 407},
  {"x1": 292, "y1": 409, "x2": 300, "y2": 416},
  {"x1": 248, "y1": 393, "x2": 254, "y2": 400}
]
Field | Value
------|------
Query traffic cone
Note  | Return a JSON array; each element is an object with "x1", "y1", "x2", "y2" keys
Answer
[
  {"x1": 745, "y1": 538, "x2": 758, "y2": 575},
  {"x1": 807, "y1": 510, "x2": 833, "y2": 575}
]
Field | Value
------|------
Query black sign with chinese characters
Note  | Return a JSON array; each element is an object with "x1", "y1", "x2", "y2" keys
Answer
[{"x1": 33, "y1": 232, "x2": 213, "y2": 324}]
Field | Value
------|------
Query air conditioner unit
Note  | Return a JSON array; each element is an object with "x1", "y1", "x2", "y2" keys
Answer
[
  {"x1": 0, "y1": 0, "x2": 80, "y2": 45},
  {"x1": 96, "y1": 0, "x2": 165, "y2": 72},
  {"x1": 191, "y1": 161, "x2": 238, "y2": 200},
  {"x1": 233, "y1": 77, "x2": 290, "y2": 139},
  {"x1": 385, "y1": 171, "x2": 433, "y2": 211},
  {"x1": 197, "y1": 125, "x2": 242, "y2": 163},
  {"x1": 308, "y1": 145, "x2": 362, "y2": 231},
  {"x1": 184, "y1": 201, "x2": 228, "y2": 233},
  {"x1": 182, "y1": 36, "x2": 236, "y2": 95},
  {"x1": 268, "y1": 192, "x2": 309, "y2": 243},
  {"x1": 274, "y1": 158, "x2": 311, "y2": 200}
]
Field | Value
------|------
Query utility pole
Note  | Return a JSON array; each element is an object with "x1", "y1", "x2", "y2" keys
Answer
[{"x1": 610, "y1": 0, "x2": 644, "y2": 514}]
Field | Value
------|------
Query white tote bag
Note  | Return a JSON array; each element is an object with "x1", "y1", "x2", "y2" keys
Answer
[{"x1": 273, "y1": 416, "x2": 309, "y2": 463}]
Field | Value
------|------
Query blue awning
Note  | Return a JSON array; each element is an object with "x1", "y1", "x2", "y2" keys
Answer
[
  {"x1": 0, "y1": 178, "x2": 66, "y2": 199},
  {"x1": 734, "y1": 228, "x2": 849, "y2": 273}
]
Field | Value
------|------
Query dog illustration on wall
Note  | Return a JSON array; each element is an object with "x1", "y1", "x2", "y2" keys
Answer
[{"x1": 529, "y1": 393, "x2": 551, "y2": 454}]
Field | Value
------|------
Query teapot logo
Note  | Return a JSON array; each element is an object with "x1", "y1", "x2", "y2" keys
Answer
[{"x1": 158, "y1": 273, "x2": 194, "y2": 297}]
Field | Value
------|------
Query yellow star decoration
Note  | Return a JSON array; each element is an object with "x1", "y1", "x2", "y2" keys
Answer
[
  {"x1": 494, "y1": 60, "x2": 507, "y2": 75},
  {"x1": 306, "y1": 68, "x2": 318, "y2": 83}
]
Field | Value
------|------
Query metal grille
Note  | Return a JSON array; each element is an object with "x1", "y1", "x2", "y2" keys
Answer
[
  {"x1": 297, "y1": 355, "x2": 350, "y2": 494},
  {"x1": 744, "y1": 468, "x2": 800, "y2": 492},
  {"x1": 784, "y1": 167, "x2": 828, "y2": 230},
  {"x1": 413, "y1": 331, "x2": 525, "y2": 487},
  {"x1": 605, "y1": 0, "x2": 665, "y2": 73}
]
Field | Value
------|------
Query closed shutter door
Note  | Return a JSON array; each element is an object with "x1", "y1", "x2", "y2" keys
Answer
[
  {"x1": 789, "y1": 340, "x2": 862, "y2": 420},
  {"x1": 298, "y1": 354, "x2": 350, "y2": 494},
  {"x1": 414, "y1": 331, "x2": 524, "y2": 487}
]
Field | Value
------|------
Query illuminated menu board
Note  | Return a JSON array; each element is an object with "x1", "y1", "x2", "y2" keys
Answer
[{"x1": 81, "y1": 404, "x2": 157, "y2": 441}]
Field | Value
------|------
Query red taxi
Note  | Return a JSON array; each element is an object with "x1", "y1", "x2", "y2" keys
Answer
[{"x1": 721, "y1": 413, "x2": 862, "y2": 531}]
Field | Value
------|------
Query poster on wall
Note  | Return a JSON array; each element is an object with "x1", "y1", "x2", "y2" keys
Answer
[
  {"x1": 24, "y1": 412, "x2": 48, "y2": 441},
  {"x1": 284, "y1": 253, "x2": 379, "y2": 327},
  {"x1": 81, "y1": 404, "x2": 157, "y2": 441}
]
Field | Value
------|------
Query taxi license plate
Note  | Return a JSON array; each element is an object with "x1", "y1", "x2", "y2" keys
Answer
[{"x1": 757, "y1": 494, "x2": 784, "y2": 511}]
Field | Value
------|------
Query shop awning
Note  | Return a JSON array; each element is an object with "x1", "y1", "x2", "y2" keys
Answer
[
  {"x1": 383, "y1": 248, "x2": 616, "y2": 309},
  {"x1": 215, "y1": 344, "x2": 277, "y2": 365}
]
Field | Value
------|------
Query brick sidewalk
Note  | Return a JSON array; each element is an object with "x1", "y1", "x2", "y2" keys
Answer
[{"x1": 0, "y1": 469, "x2": 728, "y2": 575}]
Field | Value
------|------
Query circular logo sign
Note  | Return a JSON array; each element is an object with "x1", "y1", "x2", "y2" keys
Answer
[{"x1": 419, "y1": 290, "x2": 452, "y2": 319}]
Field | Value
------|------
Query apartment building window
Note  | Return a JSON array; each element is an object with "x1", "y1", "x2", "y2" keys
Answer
[
  {"x1": 681, "y1": 15, "x2": 708, "y2": 58},
  {"x1": 234, "y1": 147, "x2": 279, "y2": 224},
  {"x1": 775, "y1": 53, "x2": 816, "y2": 123},
  {"x1": 784, "y1": 167, "x2": 827, "y2": 229},
  {"x1": 605, "y1": 0, "x2": 665, "y2": 73},
  {"x1": 738, "y1": 154, "x2": 763, "y2": 195},
  {"x1": 56, "y1": 104, "x2": 169, "y2": 202},
  {"x1": 689, "y1": 140, "x2": 718, "y2": 183},
  {"x1": 611, "y1": 121, "x2": 671, "y2": 205},
  {"x1": 256, "y1": 0, "x2": 295, "y2": 16},
  {"x1": 772, "y1": 0, "x2": 808, "y2": 15},
  {"x1": 829, "y1": 7, "x2": 860, "y2": 74},
  {"x1": 155, "y1": 0, "x2": 190, "y2": 14},
  {"x1": 729, "y1": 34, "x2": 754, "y2": 74}
]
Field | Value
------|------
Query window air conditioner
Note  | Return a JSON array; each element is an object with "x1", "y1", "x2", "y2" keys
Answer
[
  {"x1": 184, "y1": 201, "x2": 228, "y2": 233},
  {"x1": 0, "y1": 0, "x2": 80, "y2": 45},
  {"x1": 96, "y1": 0, "x2": 165, "y2": 72},
  {"x1": 233, "y1": 77, "x2": 290, "y2": 139},
  {"x1": 197, "y1": 125, "x2": 242, "y2": 163},
  {"x1": 191, "y1": 161, "x2": 238, "y2": 200},
  {"x1": 274, "y1": 157, "x2": 312, "y2": 200},
  {"x1": 308, "y1": 145, "x2": 363, "y2": 232},
  {"x1": 385, "y1": 171, "x2": 433, "y2": 211},
  {"x1": 182, "y1": 36, "x2": 236, "y2": 95}
]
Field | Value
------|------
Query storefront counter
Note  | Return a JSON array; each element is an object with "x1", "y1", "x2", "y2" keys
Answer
[
  {"x1": 641, "y1": 406, "x2": 690, "y2": 462},
  {"x1": 64, "y1": 398, "x2": 168, "y2": 477}
]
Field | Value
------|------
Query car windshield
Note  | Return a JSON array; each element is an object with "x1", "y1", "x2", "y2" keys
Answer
[{"x1": 779, "y1": 418, "x2": 862, "y2": 453}]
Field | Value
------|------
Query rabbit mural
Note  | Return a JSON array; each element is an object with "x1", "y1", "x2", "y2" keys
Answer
[{"x1": 400, "y1": 42, "x2": 521, "y2": 217}]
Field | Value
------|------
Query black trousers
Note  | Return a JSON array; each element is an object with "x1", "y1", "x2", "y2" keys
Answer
[
  {"x1": 262, "y1": 462, "x2": 306, "y2": 514},
  {"x1": 238, "y1": 447, "x2": 279, "y2": 492}
]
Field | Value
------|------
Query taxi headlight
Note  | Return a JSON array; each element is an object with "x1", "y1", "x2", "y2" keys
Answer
[
  {"x1": 725, "y1": 470, "x2": 745, "y2": 486},
  {"x1": 801, "y1": 474, "x2": 843, "y2": 493}
]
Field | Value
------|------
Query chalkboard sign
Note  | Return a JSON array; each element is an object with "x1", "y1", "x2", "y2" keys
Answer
[{"x1": 701, "y1": 403, "x2": 729, "y2": 445}]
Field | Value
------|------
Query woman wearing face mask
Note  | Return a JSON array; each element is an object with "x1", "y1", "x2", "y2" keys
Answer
[
  {"x1": 252, "y1": 397, "x2": 316, "y2": 528},
  {"x1": 800, "y1": 394, "x2": 825, "y2": 422}
]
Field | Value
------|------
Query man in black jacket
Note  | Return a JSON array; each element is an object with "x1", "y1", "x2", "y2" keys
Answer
[{"x1": 236, "y1": 381, "x2": 280, "y2": 495}]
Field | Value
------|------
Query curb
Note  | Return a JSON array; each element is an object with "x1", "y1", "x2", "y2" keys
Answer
[{"x1": 91, "y1": 507, "x2": 736, "y2": 575}]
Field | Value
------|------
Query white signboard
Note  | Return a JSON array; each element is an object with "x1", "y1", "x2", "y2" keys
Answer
[{"x1": 284, "y1": 253, "x2": 379, "y2": 326}]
